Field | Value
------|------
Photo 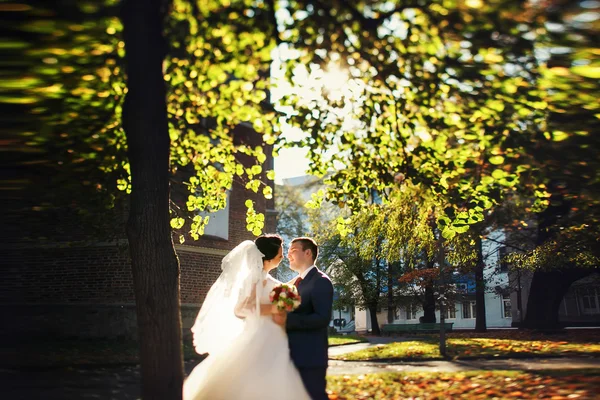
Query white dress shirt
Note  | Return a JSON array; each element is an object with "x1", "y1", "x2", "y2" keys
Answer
[{"x1": 299, "y1": 265, "x2": 316, "y2": 280}]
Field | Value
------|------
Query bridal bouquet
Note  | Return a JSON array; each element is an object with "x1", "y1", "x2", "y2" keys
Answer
[{"x1": 269, "y1": 284, "x2": 301, "y2": 312}]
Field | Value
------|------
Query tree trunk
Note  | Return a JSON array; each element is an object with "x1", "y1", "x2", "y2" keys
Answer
[
  {"x1": 368, "y1": 304, "x2": 381, "y2": 336},
  {"x1": 373, "y1": 249, "x2": 382, "y2": 334},
  {"x1": 122, "y1": 1, "x2": 184, "y2": 399},
  {"x1": 474, "y1": 236, "x2": 487, "y2": 332},
  {"x1": 422, "y1": 284, "x2": 437, "y2": 323},
  {"x1": 387, "y1": 260, "x2": 395, "y2": 323},
  {"x1": 515, "y1": 270, "x2": 523, "y2": 325},
  {"x1": 436, "y1": 235, "x2": 446, "y2": 357},
  {"x1": 522, "y1": 268, "x2": 594, "y2": 330}
]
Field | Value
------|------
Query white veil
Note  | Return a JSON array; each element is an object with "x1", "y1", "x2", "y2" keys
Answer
[{"x1": 191, "y1": 240, "x2": 265, "y2": 356}]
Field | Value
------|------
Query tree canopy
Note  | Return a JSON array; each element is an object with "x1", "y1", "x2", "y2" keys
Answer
[
  {"x1": 13, "y1": 0, "x2": 281, "y2": 242},
  {"x1": 277, "y1": 0, "x2": 551, "y2": 239},
  {"x1": 14, "y1": 0, "x2": 597, "y2": 247}
]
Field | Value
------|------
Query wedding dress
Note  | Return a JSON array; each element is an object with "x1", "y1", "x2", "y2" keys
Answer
[{"x1": 183, "y1": 241, "x2": 310, "y2": 400}]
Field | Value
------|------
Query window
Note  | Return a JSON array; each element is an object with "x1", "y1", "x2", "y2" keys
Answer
[
  {"x1": 445, "y1": 305, "x2": 456, "y2": 319},
  {"x1": 199, "y1": 191, "x2": 230, "y2": 240},
  {"x1": 498, "y1": 247, "x2": 509, "y2": 273},
  {"x1": 502, "y1": 294, "x2": 512, "y2": 318},
  {"x1": 406, "y1": 304, "x2": 418, "y2": 320},
  {"x1": 456, "y1": 283, "x2": 468, "y2": 293},
  {"x1": 462, "y1": 301, "x2": 476, "y2": 319},
  {"x1": 580, "y1": 287, "x2": 600, "y2": 315}
]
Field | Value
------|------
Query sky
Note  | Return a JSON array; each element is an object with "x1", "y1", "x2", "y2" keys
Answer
[
  {"x1": 274, "y1": 146, "x2": 309, "y2": 184},
  {"x1": 269, "y1": 44, "x2": 351, "y2": 185},
  {"x1": 270, "y1": 45, "x2": 312, "y2": 185}
]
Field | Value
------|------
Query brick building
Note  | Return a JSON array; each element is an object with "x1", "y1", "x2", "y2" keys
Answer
[{"x1": 1, "y1": 125, "x2": 276, "y2": 339}]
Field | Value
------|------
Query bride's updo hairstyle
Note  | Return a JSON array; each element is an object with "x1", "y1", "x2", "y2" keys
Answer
[{"x1": 255, "y1": 234, "x2": 283, "y2": 261}]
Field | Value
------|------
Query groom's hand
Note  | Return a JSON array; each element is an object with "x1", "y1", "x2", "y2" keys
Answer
[{"x1": 272, "y1": 310, "x2": 287, "y2": 327}]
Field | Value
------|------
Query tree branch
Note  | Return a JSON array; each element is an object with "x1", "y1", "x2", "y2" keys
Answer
[
  {"x1": 482, "y1": 235, "x2": 529, "y2": 253},
  {"x1": 266, "y1": 0, "x2": 283, "y2": 47},
  {"x1": 337, "y1": 0, "x2": 425, "y2": 31}
]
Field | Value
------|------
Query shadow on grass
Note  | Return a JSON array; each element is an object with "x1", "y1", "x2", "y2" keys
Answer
[
  {"x1": 2, "y1": 337, "x2": 204, "y2": 368},
  {"x1": 529, "y1": 368, "x2": 600, "y2": 377}
]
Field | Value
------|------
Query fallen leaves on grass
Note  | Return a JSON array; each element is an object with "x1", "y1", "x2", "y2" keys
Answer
[
  {"x1": 334, "y1": 341, "x2": 439, "y2": 361},
  {"x1": 327, "y1": 370, "x2": 600, "y2": 399},
  {"x1": 332, "y1": 338, "x2": 600, "y2": 361},
  {"x1": 329, "y1": 335, "x2": 369, "y2": 346},
  {"x1": 439, "y1": 329, "x2": 600, "y2": 343}
]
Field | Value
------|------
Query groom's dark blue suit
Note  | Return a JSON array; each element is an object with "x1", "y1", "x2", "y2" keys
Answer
[{"x1": 286, "y1": 267, "x2": 333, "y2": 400}]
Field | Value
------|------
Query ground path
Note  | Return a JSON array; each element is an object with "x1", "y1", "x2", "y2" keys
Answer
[{"x1": 2, "y1": 337, "x2": 599, "y2": 399}]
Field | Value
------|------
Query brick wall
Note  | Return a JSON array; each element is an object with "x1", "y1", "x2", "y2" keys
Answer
[
  {"x1": 0, "y1": 244, "x2": 230, "y2": 339},
  {"x1": 178, "y1": 247, "x2": 226, "y2": 304},
  {"x1": 0, "y1": 245, "x2": 243, "y2": 305},
  {"x1": 1, "y1": 245, "x2": 134, "y2": 304},
  {"x1": 3, "y1": 125, "x2": 277, "y2": 339}
]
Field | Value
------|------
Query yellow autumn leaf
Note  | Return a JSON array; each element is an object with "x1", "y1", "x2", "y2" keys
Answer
[{"x1": 571, "y1": 65, "x2": 600, "y2": 79}]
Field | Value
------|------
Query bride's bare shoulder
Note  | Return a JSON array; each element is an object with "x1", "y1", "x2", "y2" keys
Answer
[{"x1": 267, "y1": 275, "x2": 282, "y2": 285}]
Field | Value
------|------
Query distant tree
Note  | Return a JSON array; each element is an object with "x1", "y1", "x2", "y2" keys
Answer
[
  {"x1": 274, "y1": 182, "x2": 311, "y2": 281},
  {"x1": 317, "y1": 233, "x2": 386, "y2": 336},
  {"x1": 275, "y1": 182, "x2": 317, "y2": 239}
]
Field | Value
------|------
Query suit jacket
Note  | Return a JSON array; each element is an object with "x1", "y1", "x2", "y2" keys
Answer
[{"x1": 286, "y1": 267, "x2": 334, "y2": 368}]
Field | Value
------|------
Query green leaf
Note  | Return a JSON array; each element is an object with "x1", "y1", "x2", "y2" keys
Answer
[
  {"x1": 481, "y1": 176, "x2": 494, "y2": 186},
  {"x1": 442, "y1": 226, "x2": 456, "y2": 240},
  {"x1": 551, "y1": 130, "x2": 569, "y2": 142},
  {"x1": 438, "y1": 216, "x2": 451, "y2": 226},
  {"x1": 454, "y1": 225, "x2": 470, "y2": 234},
  {"x1": 170, "y1": 217, "x2": 185, "y2": 229},
  {"x1": 492, "y1": 169, "x2": 507, "y2": 179},
  {"x1": 236, "y1": 164, "x2": 244, "y2": 176},
  {"x1": 251, "y1": 164, "x2": 262, "y2": 175},
  {"x1": 263, "y1": 186, "x2": 273, "y2": 199},
  {"x1": 489, "y1": 155, "x2": 504, "y2": 165}
]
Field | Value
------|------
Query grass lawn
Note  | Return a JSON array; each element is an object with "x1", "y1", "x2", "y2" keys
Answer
[
  {"x1": 326, "y1": 369, "x2": 600, "y2": 399},
  {"x1": 332, "y1": 338, "x2": 600, "y2": 361},
  {"x1": 329, "y1": 335, "x2": 368, "y2": 346}
]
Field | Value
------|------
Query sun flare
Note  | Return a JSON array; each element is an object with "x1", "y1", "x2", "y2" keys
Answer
[
  {"x1": 321, "y1": 64, "x2": 349, "y2": 94},
  {"x1": 289, "y1": 61, "x2": 350, "y2": 104}
]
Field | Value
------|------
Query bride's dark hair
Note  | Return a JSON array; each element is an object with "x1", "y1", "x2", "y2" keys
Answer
[{"x1": 255, "y1": 234, "x2": 283, "y2": 261}]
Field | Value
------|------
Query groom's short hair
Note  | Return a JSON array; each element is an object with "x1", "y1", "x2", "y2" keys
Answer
[{"x1": 291, "y1": 237, "x2": 318, "y2": 262}]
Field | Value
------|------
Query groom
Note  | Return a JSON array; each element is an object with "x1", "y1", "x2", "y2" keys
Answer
[{"x1": 273, "y1": 237, "x2": 333, "y2": 400}]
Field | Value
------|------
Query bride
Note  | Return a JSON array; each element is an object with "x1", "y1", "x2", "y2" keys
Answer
[{"x1": 183, "y1": 234, "x2": 311, "y2": 400}]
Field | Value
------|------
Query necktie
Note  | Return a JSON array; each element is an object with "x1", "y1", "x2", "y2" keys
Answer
[{"x1": 294, "y1": 276, "x2": 303, "y2": 288}]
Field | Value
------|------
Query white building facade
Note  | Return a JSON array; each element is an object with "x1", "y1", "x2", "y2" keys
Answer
[{"x1": 356, "y1": 230, "x2": 513, "y2": 331}]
